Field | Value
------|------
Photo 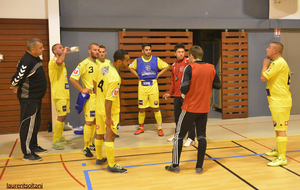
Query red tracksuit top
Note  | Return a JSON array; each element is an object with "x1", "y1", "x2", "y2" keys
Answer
[{"x1": 168, "y1": 57, "x2": 189, "y2": 97}]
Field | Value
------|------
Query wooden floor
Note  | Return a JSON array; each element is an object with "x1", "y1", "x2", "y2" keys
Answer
[{"x1": 1, "y1": 114, "x2": 300, "y2": 190}]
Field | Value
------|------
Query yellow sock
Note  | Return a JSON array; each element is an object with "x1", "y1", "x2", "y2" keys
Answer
[
  {"x1": 84, "y1": 124, "x2": 92, "y2": 148},
  {"x1": 60, "y1": 122, "x2": 65, "y2": 139},
  {"x1": 89, "y1": 125, "x2": 96, "y2": 146},
  {"x1": 105, "y1": 142, "x2": 115, "y2": 167},
  {"x1": 154, "y1": 111, "x2": 162, "y2": 129},
  {"x1": 53, "y1": 120, "x2": 63, "y2": 143},
  {"x1": 95, "y1": 139, "x2": 103, "y2": 160},
  {"x1": 138, "y1": 112, "x2": 145, "y2": 125},
  {"x1": 277, "y1": 136, "x2": 287, "y2": 160}
]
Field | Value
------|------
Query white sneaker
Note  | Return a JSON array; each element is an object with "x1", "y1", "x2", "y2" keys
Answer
[
  {"x1": 184, "y1": 138, "x2": 194, "y2": 147},
  {"x1": 167, "y1": 136, "x2": 175, "y2": 142}
]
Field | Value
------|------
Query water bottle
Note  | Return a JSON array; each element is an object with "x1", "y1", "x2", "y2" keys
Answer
[{"x1": 67, "y1": 46, "x2": 80, "y2": 53}]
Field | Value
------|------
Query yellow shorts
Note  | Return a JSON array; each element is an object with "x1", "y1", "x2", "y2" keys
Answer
[
  {"x1": 54, "y1": 99, "x2": 70, "y2": 116},
  {"x1": 83, "y1": 95, "x2": 96, "y2": 122},
  {"x1": 270, "y1": 107, "x2": 291, "y2": 131},
  {"x1": 96, "y1": 113, "x2": 119, "y2": 135},
  {"x1": 138, "y1": 80, "x2": 159, "y2": 109}
]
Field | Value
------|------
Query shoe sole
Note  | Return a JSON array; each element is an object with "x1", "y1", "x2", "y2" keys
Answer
[
  {"x1": 52, "y1": 146, "x2": 64, "y2": 150},
  {"x1": 23, "y1": 158, "x2": 42, "y2": 161}
]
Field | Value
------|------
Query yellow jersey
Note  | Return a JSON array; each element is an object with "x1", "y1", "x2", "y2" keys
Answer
[
  {"x1": 95, "y1": 62, "x2": 121, "y2": 115},
  {"x1": 70, "y1": 58, "x2": 99, "y2": 93},
  {"x1": 263, "y1": 57, "x2": 292, "y2": 108},
  {"x1": 48, "y1": 57, "x2": 70, "y2": 99}
]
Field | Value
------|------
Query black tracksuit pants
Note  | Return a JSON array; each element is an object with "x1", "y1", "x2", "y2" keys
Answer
[
  {"x1": 172, "y1": 110, "x2": 208, "y2": 168},
  {"x1": 174, "y1": 97, "x2": 195, "y2": 140},
  {"x1": 19, "y1": 101, "x2": 42, "y2": 155}
]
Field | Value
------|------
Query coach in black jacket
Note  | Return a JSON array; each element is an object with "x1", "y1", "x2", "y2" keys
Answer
[{"x1": 11, "y1": 38, "x2": 47, "y2": 161}]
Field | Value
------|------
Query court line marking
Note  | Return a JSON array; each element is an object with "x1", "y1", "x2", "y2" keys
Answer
[
  {"x1": 232, "y1": 141, "x2": 300, "y2": 177},
  {"x1": 0, "y1": 146, "x2": 239, "y2": 168},
  {"x1": 0, "y1": 138, "x2": 18, "y2": 181},
  {"x1": 82, "y1": 149, "x2": 300, "y2": 190},
  {"x1": 219, "y1": 125, "x2": 300, "y2": 164},
  {"x1": 60, "y1": 154, "x2": 85, "y2": 188}
]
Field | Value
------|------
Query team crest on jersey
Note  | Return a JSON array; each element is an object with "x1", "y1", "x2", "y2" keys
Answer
[
  {"x1": 154, "y1": 100, "x2": 158, "y2": 105},
  {"x1": 145, "y1": 64, "x2": 151, "y2": 71},
  {"x1": 112, "y1": 88, "x2": 119, "y2": 98},
  {"x1": 285, "y1": 121, "x2": 289, "y2": 126},
  {"x1": 129, "y1": 62, "x2": 134, "y2": 67},
  {"x1": 96, "y1": 125, "x2": 100, "y2": 130},
  {"x1": 72, "y1": 68, "x2": 80, "y2": 76},
  {"x1": 273, "y1": 121, "x2": 277, "y2": 127},
  {"x1": 53, "y1": 58, "x2": 57, "y2": 63},
  {"x1": 101, "y1": 66, "x2": 109, "y2": 76}
]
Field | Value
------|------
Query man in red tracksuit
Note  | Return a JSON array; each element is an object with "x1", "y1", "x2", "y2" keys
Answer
[
  {"x1": 163, "y1": 43, "x2": 195, "y2": 146},
  {"x1": 165, "y1": 45, "x2": 221, "y2": 174}
]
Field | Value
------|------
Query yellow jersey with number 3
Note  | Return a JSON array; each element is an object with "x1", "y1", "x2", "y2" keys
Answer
[
  {"x1": 263, "y1": 57, "x2": 292, "y2": 108},
  {"x1": 70, "y1": 58, "x2": 98, "y2": 91},
  {"x1": 95, "y1": 62, "x2": 121, "y2": 115},
  {"x1": 48, "y1": 57, "x2": 70, "y2": 99}
]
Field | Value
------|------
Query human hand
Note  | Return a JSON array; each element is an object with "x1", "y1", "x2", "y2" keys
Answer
[
  {"x1": 163, "y1": 93, "x2": 171, "y2": 100},
  {"x1": 263, "y1": 58, "x2": 271, "y2": 69},
  {"x1": 105, "y1": 118, "x2": 114, "y2": 128},
  {"x1": 64, "y1": 46, "x2": 70, "y2": 54},
  {"x1": 181, "y1": 94, "x2": 185, "y2": 99},
  {"x1": 10, "y1": 86, "x2": 18, "y2": 93},
  {"x1": 81, "y1": 88, "x2": 92, "y2": 94}
]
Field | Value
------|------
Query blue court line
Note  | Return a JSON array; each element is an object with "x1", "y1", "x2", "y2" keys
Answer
[
  {"x1": 83, "y1": 149, "x2": 300, "y2": 190},
  {"x1": 82, "y1": 163, "x2": 86, "y2": 167}
]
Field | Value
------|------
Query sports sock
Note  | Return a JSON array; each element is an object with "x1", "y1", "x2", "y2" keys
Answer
[
  {"x1": 277, "y1": 136, "x2": 287, "y2": 160},
  {"x1": 154, "y1": 111, "x2": 162, "y2": 129},
  {"x1": 105, "y1": 142, "x2": 115, "y2": 168},
  {"x1": 138, "y1": 112, "x2": 145, "y2": 126},
  {"x1": 84, "y1": 124, "x2": 92, "y2": 148},
  {"x1": 95, "y1": 139, "x2": 103, "y2": 160},
  {"x1": 89, "y1": 124, "x2": 96, "y2": 146},
  {"x1": 53, "y1": 120, "x2": 64, "y2": 143}
]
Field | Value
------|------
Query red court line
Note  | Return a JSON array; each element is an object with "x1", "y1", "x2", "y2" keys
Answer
[
  {"x1": 0, "y1": 138, "x2": 18, "y2": 181},
  {"x1": 60, "y1": 154, "x2": 85, "y2": 188},
  {"x1": 218, "y1": 125, "x2": 300, "y2": 164}
]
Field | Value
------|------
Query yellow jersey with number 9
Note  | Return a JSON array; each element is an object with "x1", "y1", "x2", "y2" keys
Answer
[
  {"x1": 263, "y1": 57, "x2": 292, "y2": 108},
  {"x1": 95, "y1": 62, "x2": 121, "y2": 115}
]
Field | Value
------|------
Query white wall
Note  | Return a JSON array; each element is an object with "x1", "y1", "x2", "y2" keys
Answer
[
  {"x1": 0, "y1": 0, "x2": 48, "y2": 19},
  {"x1": 269, "y1": 0, "x2": 300, "y2": 19}
]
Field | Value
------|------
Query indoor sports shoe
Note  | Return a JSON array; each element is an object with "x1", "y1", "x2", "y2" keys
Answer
[
  {"x1": 60, "y1": 137, "x2": 72, "y2": 144},
  {"x1": 265, "y1": 149, "x2": 278, "y2": 157},
  {"x1": 89, "y1": 143, "x2": 96, "y2": 151},
  {"x1": 165, "y1": 164, "x2": 180, "y2": 173},
  {"x1": 167, "y1": 136, "x2": 175, "y2": 142},
  {"x1": 96, "y1": 158, "x2": 107, "y2": 165},
  {"x1": 196, "y1": 167, "x2": 203, "y2": 174},
  {"x1": 107, "y1": 164, "x2": 128, "y2": 173},
  {"x1": 267, "y1": 157, "x2": 287, "y2": 167},
  {"x1": 134, "y1": 128, "x2": 144, "y2": 135},
  {"x1": 23, "y1": 153, "x2": 42, "y2": 161},
  {"x1": 52, "y1": 141, "x2": 64, "y2": 150},
  {"x1": 83, "y1": 147, "x2": 93, "y2": 157},
  {"x1": 158, "y1": 129, "x2": 164, "y2": 136},
  {"x1": 34, "y1": 145, "x2": 47, "y2": 153},
  {"x1": 183, "y1": 138, "x2": 194, "y2": 147}
]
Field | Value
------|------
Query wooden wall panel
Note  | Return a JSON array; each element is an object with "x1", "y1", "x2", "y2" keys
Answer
[
  {"x1": 119, "y1": 31, "x2": 193, "y2": 126},
  {"x1": 0, "y1": 18, "x2": 51, "y2": 133},
  {"x1": 221, "y1": 32, "x2": 248, "y2": 119}
]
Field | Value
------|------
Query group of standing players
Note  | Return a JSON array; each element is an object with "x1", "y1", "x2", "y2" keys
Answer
[{"x1": 11, "y1": 38, "x2": 291, "y2": 174}]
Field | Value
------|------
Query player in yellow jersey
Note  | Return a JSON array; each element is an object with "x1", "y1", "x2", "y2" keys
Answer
[
  {"x1": 128, "y1": 43, "x2": 170, "y2": 136},
  {"x1": 261, "y1": 42, "x2": 292, "y2": 166},
  {"x1": 97, "y1": 45, "x2": 111, "y2": 65},
  {"x1": 49, "y1": 44, "x2": 72, "y2": 150},
  {"x1": 69, "y1": 43, "x2": 100, "y2": 157},
  {"x1": 93, "y1": 49, "x2": 130, "y2": 173}
]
